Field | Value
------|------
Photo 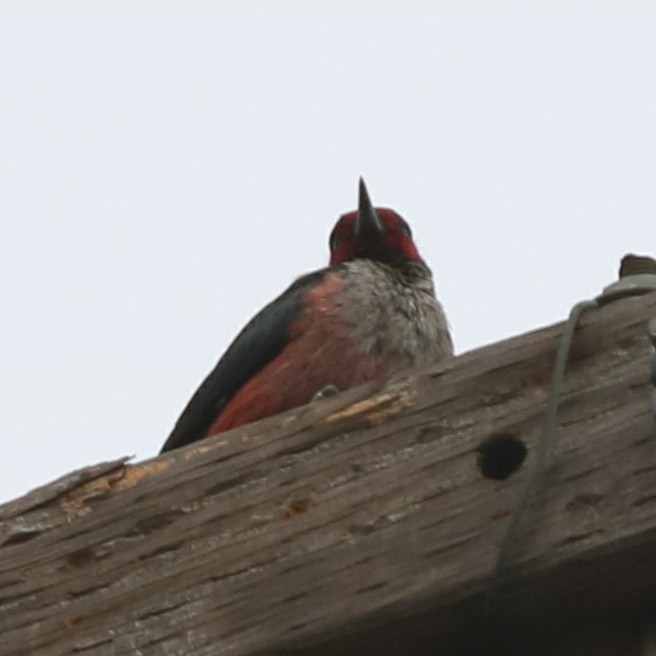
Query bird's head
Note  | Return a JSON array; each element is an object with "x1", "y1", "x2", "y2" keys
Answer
[{"x1": 329, "y1": 179, "x2": 423, "y2": 267}]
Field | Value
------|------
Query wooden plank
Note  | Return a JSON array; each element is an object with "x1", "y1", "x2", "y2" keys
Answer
[{"x1": 1, "y1": 292, "x2": 655, "y2": 656}]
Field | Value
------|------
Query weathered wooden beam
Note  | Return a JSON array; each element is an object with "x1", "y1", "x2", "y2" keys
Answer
[{"x1": 1, "y1": 291, "x2": 655, "y2": 656}]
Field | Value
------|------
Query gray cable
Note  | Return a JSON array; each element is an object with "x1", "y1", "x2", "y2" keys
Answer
[{"x1": 479, "y1": 299, "x2": 599, "y2": 655}]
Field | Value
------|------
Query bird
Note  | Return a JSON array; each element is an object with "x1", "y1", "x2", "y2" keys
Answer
[{"x1": 160, "y1": 179, "x2": 453, "y2": 453}]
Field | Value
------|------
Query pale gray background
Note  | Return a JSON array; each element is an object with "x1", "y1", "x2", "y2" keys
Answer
[{"x1": 1, "y1": 3, "x2": 654, "y2": 502}]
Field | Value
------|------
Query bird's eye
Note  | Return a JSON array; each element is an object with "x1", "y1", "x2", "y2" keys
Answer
[
  {"x1": 330, "y1": 233, "x2": 341, "y2": 250},
  {"x1": 400, "y1": 224, "x2": 412, "y2": 239}
]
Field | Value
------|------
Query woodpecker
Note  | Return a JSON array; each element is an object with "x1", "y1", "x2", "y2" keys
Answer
[{"x1": 160, "y1": 179, "x2": 453, "y2": 453}]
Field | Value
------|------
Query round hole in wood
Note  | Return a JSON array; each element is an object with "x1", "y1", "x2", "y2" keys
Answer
[{"x1": 477, "y1": 433, "x2": 527, "y2": 480}]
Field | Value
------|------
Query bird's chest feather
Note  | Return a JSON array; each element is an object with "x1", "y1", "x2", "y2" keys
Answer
[{"x1": 297, "y1": 262, "x2": 452, "y2": 377}]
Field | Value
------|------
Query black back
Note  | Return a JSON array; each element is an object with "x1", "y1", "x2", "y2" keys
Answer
[{"x1": 160, "y1": 269, "x2": 328, "y2": 452}]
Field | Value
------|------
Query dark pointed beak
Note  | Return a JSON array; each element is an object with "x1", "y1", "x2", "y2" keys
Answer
[{"x1": 356, "y1": 177, "x2": 383, "y2": 235}]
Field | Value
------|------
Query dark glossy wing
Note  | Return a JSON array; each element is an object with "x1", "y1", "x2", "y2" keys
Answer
[{"x1": 160, "y1": 269, "x2": 327, "y2": 453}]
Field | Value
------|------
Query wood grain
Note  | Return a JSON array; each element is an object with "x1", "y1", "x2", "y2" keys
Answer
[{"x1": 1, "y1": 292, "x2": 656, "y2": 656}]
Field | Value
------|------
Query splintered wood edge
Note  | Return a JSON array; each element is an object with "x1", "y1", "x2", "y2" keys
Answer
[
  {"x1": 59, "y1": 460, "x2": 173, "y2": 517},
  {"x1": 322, "y1": 389, "x2": 416, "y2": 426}
]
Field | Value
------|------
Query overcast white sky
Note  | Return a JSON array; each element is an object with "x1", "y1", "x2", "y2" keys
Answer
[{"x1": 1, "y1": 3, "x2": 654, "y2": 503}]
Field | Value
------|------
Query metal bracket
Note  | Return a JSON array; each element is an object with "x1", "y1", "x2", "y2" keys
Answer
[
  {"x1": 598, "y1": 255, "x2": 656, "y2": 425},
  {"x1": 598, "y1": 272, "x2": 656, "y2": 305}
]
